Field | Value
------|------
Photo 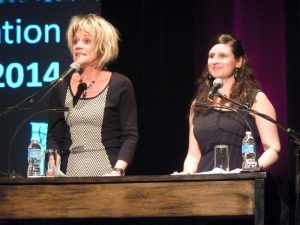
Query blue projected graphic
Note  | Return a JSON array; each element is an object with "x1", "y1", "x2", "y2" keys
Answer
[
  {"x1": 0, "y1": 62, "x2": 59, "y2": 88},
  {"x1": 0, "y1": 19, "x2": 60, "y2": 44},
  {"x1": 30, "y1": 122, "x2": 48, "y2": 150},
  {"x1": 0, "y1": 17, "x2": 61, "y2": 89},
  {"x1": 0, "y1": 0, "x2": 101, "y2": 175}
]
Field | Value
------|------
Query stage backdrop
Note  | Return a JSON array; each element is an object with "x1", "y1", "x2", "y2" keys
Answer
[
  {"x1": 193, "y1": 0, "x2": 288, "y2": 177},
  {"x1": 101, "y1": 0, "x2": 288, "y2": 178},
  {"x1": 0, "y1": 0, "x2": 289, "y2": 180},
  {"x1": 0, "y1": 0, "x2": 101, "y2": 176}
]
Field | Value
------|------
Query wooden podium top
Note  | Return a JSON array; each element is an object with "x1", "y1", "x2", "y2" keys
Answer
[
  {"x1": 0, "y1": 172, "x2": 266, "y2": 224},
  {"x1": 0, "y1": 171, "x2": 266, "y2": 184}
]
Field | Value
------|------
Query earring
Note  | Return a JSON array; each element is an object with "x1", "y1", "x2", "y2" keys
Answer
[
  {"x1": 208, "y1": 74, "x2": 213, "y2": 81},
  {"x1": 234, "y1": 68, "x2": 241, "y2": 79}
]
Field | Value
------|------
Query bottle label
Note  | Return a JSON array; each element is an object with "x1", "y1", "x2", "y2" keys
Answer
[
  {"x1": 242, "y1": 144, "x2": 256, "y2": 153},
  {"x1": 28, "y1": 149, "x2": 41, "y2": 159}
]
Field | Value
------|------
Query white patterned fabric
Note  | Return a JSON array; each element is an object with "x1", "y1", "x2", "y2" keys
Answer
[
  {"x1": 47, "y1": 72, "x2": 138, "y2": 177},
  {"x1": 64, "y1": 86, "x2": 112, "y2": 176}
]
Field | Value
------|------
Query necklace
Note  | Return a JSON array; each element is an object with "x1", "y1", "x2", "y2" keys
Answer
[{"x1": 79, "y1": 79, "x2": 95, "y2": 98}]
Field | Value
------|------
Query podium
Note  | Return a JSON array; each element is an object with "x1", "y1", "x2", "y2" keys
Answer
[{"x1": 0, "y1": 172, "x2": 267, "y2": 225}]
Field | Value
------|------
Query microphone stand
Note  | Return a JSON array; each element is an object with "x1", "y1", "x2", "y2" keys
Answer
[
  {"x1": 0, "y1": 83, "x2": 53, "y2": 118},
  {"x1": 0, "y1": 67, "x2": 76, "y2": 177},
  {"x1": 0, "y1": 68, "x2": 73, "y2": 118},
  {"x1": 0, "y1": 84, "x2": 55, "y2": 177},
  {"x1": 216, "y1": 92, "x2": 300, "y2": 139},
  {"x1": 215, "y1": 91, "x2": 300, "y2": 225},
  {"x1": 5, "y1": 108, "x2": 68, "y2": 178}
]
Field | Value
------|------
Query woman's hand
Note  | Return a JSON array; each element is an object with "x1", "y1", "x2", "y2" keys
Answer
[
  {"x1": 102, "y1": 170, "x2": 123, "y2": 177},
  {"x1": 45, "y1": 154, "x2": 56, "y2": 177},
  {"x1": 171, "y1": 171, "x2": 192, "y2": 175}
]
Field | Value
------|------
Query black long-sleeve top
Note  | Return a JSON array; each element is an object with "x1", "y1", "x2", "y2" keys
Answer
[{"x1": 46, "y1": 72, "x2": 138, "y2": 168}]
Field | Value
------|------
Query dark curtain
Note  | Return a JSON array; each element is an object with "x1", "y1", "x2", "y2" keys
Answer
[
  {"x1": 102, "y1": 0, "x2": 289, "y2": 177},
  {"x1": 102, "y1": 0, "x2": 196, "y2": 175},
  {"x1": 102, "y1": 0, "x2": 300, "y2": 224},
  {"x1": 194, "y1": 0, "x2": 287, "y2": 178}
]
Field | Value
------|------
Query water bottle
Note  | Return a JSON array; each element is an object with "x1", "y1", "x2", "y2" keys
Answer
[
  {"x1": 27, "y1": 137, "x2": 42, "y2": 177},
  {"x1": 242, "y1": 131, "x2": 258, "y2": 170}
]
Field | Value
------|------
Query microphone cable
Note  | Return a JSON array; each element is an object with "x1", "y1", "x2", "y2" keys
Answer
[
  {"x1": 195, "y1": 103, "x2": 254, "y2": 135},
  {"x1": 6, "y1": 108, "x2": 68, "y2": 178}
]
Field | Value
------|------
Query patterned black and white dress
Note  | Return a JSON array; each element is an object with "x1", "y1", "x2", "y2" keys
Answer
[{"x1": 46, "y1": 72, "x2": 138, "y2": 177}]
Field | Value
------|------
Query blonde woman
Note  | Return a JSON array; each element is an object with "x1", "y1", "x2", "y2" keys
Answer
[{"x1": 47, "y1": 14, "x2": 138, "y2": 177}]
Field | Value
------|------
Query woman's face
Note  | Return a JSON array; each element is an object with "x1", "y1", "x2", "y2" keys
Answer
[
  {"x1": 72, "y1": 29, "x2": 98, "y2": 68},
  {"x1": 207, "y1": 43, "x2": 242, "y2": 80}
]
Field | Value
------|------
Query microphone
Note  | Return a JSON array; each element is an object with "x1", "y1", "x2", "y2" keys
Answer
[
  {"x1": 208, "y1": 78, "x2": 224, "y2": 99},
  {"x1": 19, "y1": 63, "x2": 81, "y2": 110},
  {"x1": 58, "y1": 62, "x2": 81, "y2": 81},
  {"x1": 0, "y1": 63, "x2": 80, "y2": 118}
]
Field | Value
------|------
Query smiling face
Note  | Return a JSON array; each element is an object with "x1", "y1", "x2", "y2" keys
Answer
[
  {"x1": 207, "y1": 43, "x2": 243, "y2": 80},
  {"x1": 72, "y1": 29, "x2": 99, "y2": 68}
]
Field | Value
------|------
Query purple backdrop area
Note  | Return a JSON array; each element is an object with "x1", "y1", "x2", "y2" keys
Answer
[{"x1": 193, "y1": 0, "x2": 287, "y2": 177}]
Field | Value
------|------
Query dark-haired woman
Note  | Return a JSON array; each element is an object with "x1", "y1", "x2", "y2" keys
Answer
[{"x1": 180, "y1": 34, "x2": 280, "y2": 173}]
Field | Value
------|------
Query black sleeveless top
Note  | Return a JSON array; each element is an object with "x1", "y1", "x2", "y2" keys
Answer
[{"x1": 193, "y1": 108, "x2": 261, "y2": 172}]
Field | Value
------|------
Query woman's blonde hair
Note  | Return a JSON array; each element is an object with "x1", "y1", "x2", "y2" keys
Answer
[{"x1": 66, "y1": 14, "x2": 119, "y2": 68}]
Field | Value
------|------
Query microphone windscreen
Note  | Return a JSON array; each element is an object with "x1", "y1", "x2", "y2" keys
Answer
[
  {"x1": 70, "y1": 62, "x2": 81, "y2": 72},
  {"x1": 213, "y1": 78, "x2": 223, "y2": 87}
]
